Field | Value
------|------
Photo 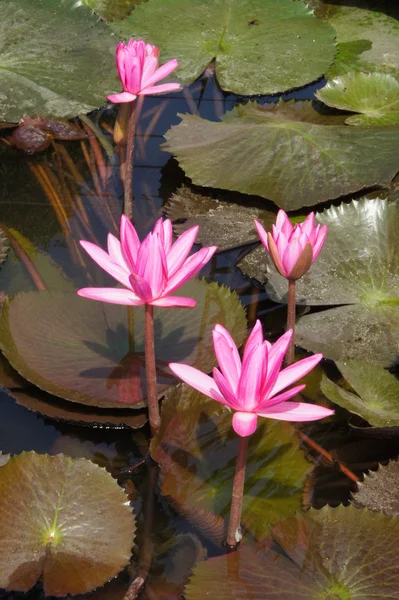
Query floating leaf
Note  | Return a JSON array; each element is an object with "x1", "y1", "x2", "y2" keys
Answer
[
  {"x1": 0, "y1": 352, "x2": 147, "y2": 429},
  {"x1": 11, "y1": 115, "x2": 87, "y2": 153},
  {"x1": 0, "y1": 280, "x2": 246, "y2": 409},
  {"x1": 0, "y1": 0, "x2": 117, "y2": 122},
  {"x1": 321, "y1": 361, "x2": 399, "y2": 427},
  {"x1": 352, "y1": 461, "x2": 399, "y2": 516},
  {"x1": 327, "y1": 39, "x2": 373, "y2": 78},
  {"x1": 185, "y1": 505, "x2": 399, "y2": 599},
  {"x1": 78, "y1": 0, "x2": 139, "y2": 21},
  {"x1": 166, "y1": 185, "x2": 276, "y2": 251},
  {"x1": 112, "y1": 0, "x2": 336, "y2": 95},
  {"x1": 0, "y1": 452, "x2": 135, "y2": 596},
  {"x1": 163, "y1": 102, "x2": 399, "y2": 209},
  {"x1": 316, "y1": 72, "x2": 399, "y2": 125},
  {"x1": 151, "y1": 385, "x2": 311, "y2": 542}
]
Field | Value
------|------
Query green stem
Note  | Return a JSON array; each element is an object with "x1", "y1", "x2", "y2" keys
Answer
[
  {"x1": 124, "y1": 102, "x2": 136, "y2": 220},
  {"x1": 144, "y1": 304, "x2": 160, "y2": 436},
  {"x1": 226, "y1": 436, "x2": 249, "y2": 549},
  {"x1": 286, "y1": 278, "x2": 296, "y2": 366}
]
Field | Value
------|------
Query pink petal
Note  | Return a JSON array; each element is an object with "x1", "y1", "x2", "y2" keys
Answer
[
  {"x1": 77, "y1": 287, "x2": 144, "y2": 305},
  {"x1": 140, "y1": 83, "x2": 181, "y2": 96},
  {"x1": 141, "y1": 59, "x2": 179, "y2": 88},
  {"x1": 256, "y1": 402, "x2": 334, "y2": 422},
  {"x1": 141, "y1": 232, "x2": 167, "y2": 298},
  {"x1": 312, "y1": 224, "x2": 328, "y2": 261},
  {"x1": 107, "y1": 234, "x2": 129, "y2": 270},
  {"x1": 168, "y1": 363, "x2": 226, "y2": 404},
  {"x1": 261, "y1": 330, "x2": 293, "y2": 399},
  {"x1": 300, "y1": 212, "x2": 315, "y2": 237},
  {"x1": 141, "y1": 55, "x2": 159, "y2": 88},
  {"x1": 164, "y1": 245, "x2": 217, "y2": 294},
  {"x1": 150, "y1": 296, "x2": 196, "y2": 308},
  {"x1": 242, "y1": 319, "x2": 263, "y2": 365},
  {"x1": 129, "y1": 273, "x2": 152, "y2": 302},
  {"x1": 107, "y1": 92, "x2": 137, "y2": 103},
  {"x1": 276, "y1": 210, "x2": 293, "y2": 237},
  {"x1": 166, "y1": 225, "x2": 199, "y2": 277},
  {"x1": 212, "y1": 325, "x2": 241, "y2": 391},
  {"x1": 162, "y1": 219, "x2": 173, "y2": 253},
  {"x1": 79, "y1": 241, "x2": 131, "y2": 288},
  {"x1": 213, "y1": 368, "x2": 239, "y2": 408},
  {"x1": 269, "y1": 354, "x2": 323, "y2": 397},
  {"x1": 236, "y1": 344, "x2": 265, "y2": 411},
  {"x1": 120, "y1": 215, "x2": 141, "y2": 270},
  {"x1": 254, "y1": 219, "x2": 269, "y2": 251},
  {"x1": 232, "y1": 412, "x2": 258, "y2": 437},
  {"x1": 260, "y1": 384, "x2": 306, "y2": 409},
  {"x1": 282, "y1": 237, "x2": 304, "y2": 277}
]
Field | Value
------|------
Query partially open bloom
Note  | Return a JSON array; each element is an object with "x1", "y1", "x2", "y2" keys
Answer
[
  {"x1": 77, "y1": 216, "x2": 217, "y2": 308},
  {"x1": 255, "y1": 211, "x2": 327, "y2": 280},
  {"x1": 169, "y1": 321, "x2": 333, "y2": 437},
  {"x1": 107, "y1": 39, "x2": 180, "y2": 103}
]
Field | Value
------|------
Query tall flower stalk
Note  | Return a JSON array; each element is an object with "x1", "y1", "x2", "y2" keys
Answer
[
  {"x1": 78, "y1": 216, "x2": 217, "y2": 436},
  {"x1": 169, "y1": 321, "x2": 334, "y2": 546},
  {"x1": 255, "y1": 212, "x2": 327, "y2": 365},
  {"x1": 107, "y1": 39, "x2": 180, "y2": 218}
]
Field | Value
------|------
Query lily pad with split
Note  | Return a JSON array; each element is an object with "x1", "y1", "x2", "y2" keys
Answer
[
  {"x1": 0, "y1": 452, "x2": 135, "y2": 596},
  {"x1": 0, "y1": 279, "x2": 246, "y2": 409},
  {"x1": 163, "y1": 102, "x2": 399, "y2": 209}
]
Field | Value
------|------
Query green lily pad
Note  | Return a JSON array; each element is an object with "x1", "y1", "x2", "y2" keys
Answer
[
  {"x1": 112, "y1": 0, "x2": 336, "y2": 95},
  {"x1": 321, "y1": 361, "x2": 399, "y2": 427},
  {"x1": 327, "y1": 39, "x2": 373, "y2": 78},
  {"x1": 185, "y1": 505, "x2": 399, "y2": 599},
  {"x1": 0, "y1": 452, "x2": 135, "y2": 596},
  {"x1": 316, "y1": 72, "x2": 399, "y2": 125},
  {"x1": 0, "y1": 0, "x2": 117, "y2": 122},
  {"x1": 150, "y1": 385, "x2": 311, "y2": 542},
  {"x1": 0, "y1": 279, "x2": 246, "y2": 409},
  {"x1": 166, "y1": 185, "x2": 276, "y2": 251},
  {"x1": 78, "y1": 0, "x2": 138, "y2": 21},
  {"x1": 352, "y1": 461, "x2": 399, "y2": 516},
  {"x1": 163, "y1": 102, "x2": 399, "y2": 210},
  {"x1": 0, "y1": 352, "x2": 148, "y2": 429},
  {"x1": 239, "y1": 197, "x2": 399, "y2": 365}
]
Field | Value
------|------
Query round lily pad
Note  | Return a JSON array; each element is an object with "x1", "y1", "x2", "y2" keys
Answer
[
  {"x1": 113, "y1": 0, "x2": 336, "y2": 95},
  {"x1": 321, "y1": 361, "x2": 399, "y2": 427},
  {"x1": 163, "y1": 102, "x2": 399, "y2": 210},
  {"x1": 0, "y1": 0, "x2": 117, "y2": 122},
  {"x1": 166, "y1": 185, "x2": 276, "y2": 251},
  {"x1": 0, "y1": 280, "x2": 246, "y2": 409},
  {"x1": 316, "y1": 72, "x2": 399, "y2": 125},
  {"x1": 185, "y1": 505, "x2": 399, "y2": 599},
  {"x1": 0, "y1": 452, "x2": 135, "y2": 596},
  {"x1": 352, "y1": 461, "x2": 399, "y2": 516},
  {"x1": 150, "y1": 385, "x2": 311, "y2": 542}
]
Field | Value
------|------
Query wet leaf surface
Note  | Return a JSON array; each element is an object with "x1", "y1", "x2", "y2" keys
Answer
[
  {"x1": 113, "y1": 0, "x2": 336, "y2": 95},
  {"x1": 0, "y1": 280, "x2": 246, "y2": 409},
  {"x1": 0, "y1": 452, "x2": 135, "y2": 596},
  {"x1": 352, "y1": 461, "x2": 399, "y2": 516},
  {"x1": 163, "y1": 102, "x2": 399, "y2": 209},
  {"x1": 151, "y1": 385, "x2": 311, "y2": 542}
]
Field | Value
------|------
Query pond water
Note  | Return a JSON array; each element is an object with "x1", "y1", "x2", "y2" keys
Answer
[{"x1": 1, "y1": 1, "x2": 399, "y2": 598}]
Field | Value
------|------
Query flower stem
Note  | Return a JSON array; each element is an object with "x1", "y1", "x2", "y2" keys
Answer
[
  {"x1": 124, "y1": 101, "x2": 136, "y2": 220},
  {"x1": 144, "y1": 304, "x2": 160, "y2": 436},
  {"x1": 226, "y1": 435, "x2": 249, "y2": 548},
  {"x1": 286, "y1": 278, "x2": 296, "y2": 366}
]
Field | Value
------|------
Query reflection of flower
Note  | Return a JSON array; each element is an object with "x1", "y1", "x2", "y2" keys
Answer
[
  {"x1": 255, "y1": 210, "x2": 327, "y2": 280},
  {"x1": 107, "y1": 39, "x2": 180, "y2": 104},
  {"x1": 78, "y1": 216, "x2": 217, "y2": 308},
  {"x1": 170, "y1": 320, "x2": 333, "y2": 437}
]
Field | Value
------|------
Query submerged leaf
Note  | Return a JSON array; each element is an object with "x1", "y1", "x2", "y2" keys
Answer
[
  {"x1": 0, "y1": 0, "x2": 117, "y2": 121},
  {"x1": 151, "y1": 385, "x2": 311, "y2": 542},
  {"x1": 78, "y1": 0, "x2": 139, "y2": 20},
  {"x1": 0, "y1": 280, "x2": 246, "y2": 409},
  {"x1": 0, "y1": 452, "x2": 135, "y2": 596},
  {"x1": 113, "y1": 0, "x2": 336, "y2": 95},
  {"x1": 321, "y1": 361, "x2": 399, "y2": 427},
  {"x1": 163, "y1": 102, "x2": 399, "y2": 209},
  {"x1": 352, "y1": 461, "x2": 399, "y2": 516},
  {"x1": 316, "y1": 72, "x2": 399, "y2": 125},
  {"x1": 185, "y1": 506, "x2": 399, "y2": 599}
]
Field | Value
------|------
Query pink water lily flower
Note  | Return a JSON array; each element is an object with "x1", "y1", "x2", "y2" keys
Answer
[
  {"x1": 107, "y1": 39, "x2": 180, "y2": 103},
  {"x1": 77, "y1": 216, "x2": 217, "y2": 308},
  {"x1": 255, "y1": 211, "x2": 327, "y2": 280},
  {"x1": 169, "y1": 321, "x2": 333, "y2": 437}
]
